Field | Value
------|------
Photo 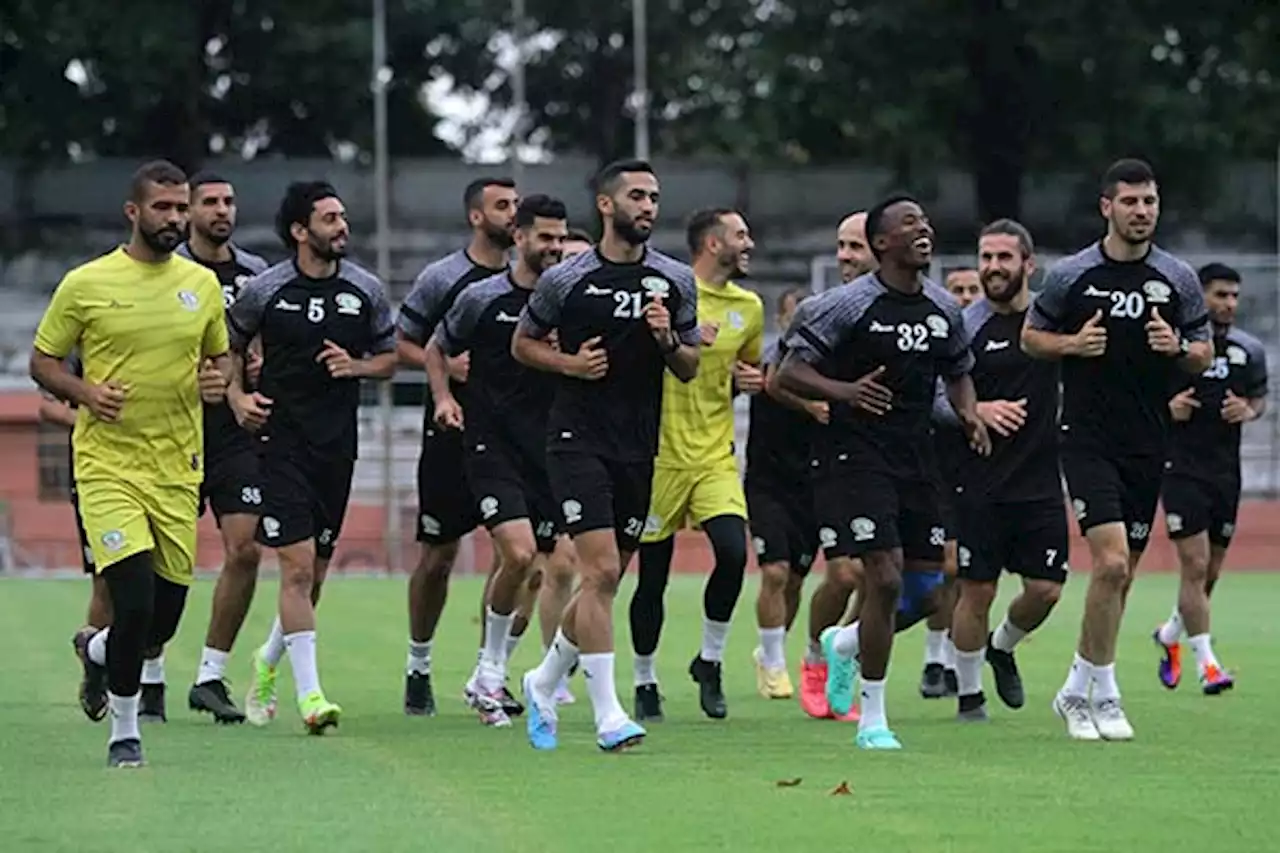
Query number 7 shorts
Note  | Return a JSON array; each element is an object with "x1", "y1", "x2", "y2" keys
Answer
[{"x1": 955, "y1": 495, "x2": 1069, "y2": 584}]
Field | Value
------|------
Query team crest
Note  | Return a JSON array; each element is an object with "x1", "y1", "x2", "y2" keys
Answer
[
  {"x1": 641, "y1": 276, "x2": 670, "y2": 297},
  {"x1": 234, "y1": 275, "x2": 250, "y2": 288},
  {"x1": 335, "y1": 292, "x2": 362, "y2": 315},
  {"x1": 1227, "y1": 345, "x2": 1247, "y2": 366},
  {"x1": 925, "y1": 314, "x2": 949, "y2": 338},
  {"x1": 101, "y1": 530, "x2": 125, "y2": 552},
  {"x1": 177, "y1": 290, "x2": 200, "y2": 311},
  {"x1": 726, "y1": 310, "x2": 744, "y2": 330},
  {"x1": 1142, "y1": 280, "x2": 1172, "y2": 303}
]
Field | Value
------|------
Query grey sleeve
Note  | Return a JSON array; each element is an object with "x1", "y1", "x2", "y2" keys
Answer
[
  {"x1": 931, "y1": 285, "x2": 975, "y2": 379},
  {"x1": 668, "y1": 261, "x2": 701, "y2": 347},
  {"x1": 519, "y1": 261, "x2": 582, "y2": 340},
  {"x1": 341, "y1": 261, "x2": 397, "y2": 355},
  {"x1": 783, "y1": 283, "x2": 880, "y2": 365},
  {"x1": 226, "y1": 262, "x2": 290, "y2": 351},
  {"x1": 233, "y1": 247, "x2": 270, "y2": 274},
  {"x1": 1235, "y1": 331, "x2": 1270, "y2": 398},
  {"x1": 1153, "y1": 253, "x2": 1211, "y2": 342},
  {"x1": 397, "y1": 255, "x2": 471, "y2": 346},
  {"x1": 932, "y1": 377, "x2": 960, "y2": 426},
  {"x1": 435, "y1": 281, "x2": 496, "y2": 357},
  {"x1": 1025, "y1": 262, "x2": 1077, "y2": 332}
]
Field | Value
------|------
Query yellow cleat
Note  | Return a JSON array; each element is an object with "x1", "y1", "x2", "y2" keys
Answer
[
  {"x1": 299, "y1": 691, "x2": 342, "y2": 735},
  {"x1": 753, "y1": 647, "x2": 795, "y2": 699}
]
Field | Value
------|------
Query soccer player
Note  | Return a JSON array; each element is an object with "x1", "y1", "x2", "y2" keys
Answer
[
  {"x1": 425, "y1": 194, "x2": 572, "y2": 726},
  {"x1": 229, "y1": 181, "x2": 398, "y2": 733},
  {"x1": 837, "y1": 211, "x2": 874, "y2": 284},
  {"x1": 1153, "y1": 262, "x2": 1267, "y2": 694},
  {"x1": 630, "y1": 207, "x2": 765, "y2": 722},
  {"x1": 944, "y1": 268, "x2": 981, "y2": 307},
  {"x1": 33, "y1": 160, "x2": 231, "y2": 767},
  {"x1": 943, "y1": 220, "x2": 1068, "y2": 722},
  {"x1": 397, "y1": 177, "x2": 517, "y2": 717},
  {"x1": 1021, "y1": 158, "x2": 1212, "y2": 741},
  {"x1": 562, "y1": 228, "x2": 594, "y2": 260},
  {"x1": 778, "y1": 195, "x2": 990, "y2": 749},
  {"x1": 514, "y1": 159, "x2": 700, "y2": 752},
  {"x1": 177, "y1": 173, "x2": 270, "y2": 724}
]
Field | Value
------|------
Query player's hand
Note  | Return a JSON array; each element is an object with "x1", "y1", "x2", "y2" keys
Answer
[
  {"x1": 1221, "y1": 389, "x2": 1255, "y2": 424},
  {"x1": 1169, "y1": 387, "x2": 1200, "y2": 422},
  {"x1": 644, "y1": 294, "x2": 675, "y2": 351},
  {"x1": 845, "y1": 365, "x2": 893, "y2": 415},
  {"x1": 976, "y1": 398, "x2": 1027, "y2": 438},
  {"x1": 804, "y1": 400, "x2": 831, "y2": 425},
  {"x1": 198, "y1": 359, "x2": 228, "y2": 404},
  {"x1": 85, "y1": 380, "x2": 126, "y2": 423},
  {"x1": 566, "y1": 335, "x2": 609, "y2": 380},
  {"x1": 699, "y1": 322, "x2": 720, "y2": 347},
  {"x1": 316, "y1": 339, "x2": 356, "y2": 378},
  {"x1": 733, "y1": 361, "x2": 765, "y2": 395},
  {"x1": 434, "y1": 395, "x2": 464, "y2": 431},
  {"x1": 1146, "y1": 308, "x2": 1181, "y2": 355},
  {"x1": 446, "y1": 352, "x2": 471, "y2": 383},
  {"x1": 1070, "y1": 310, "x2": 1107, "y2": 358},
  {"x1": 230, "y1": 389, "x2": 272, "y2": 432},
  {"x1": 245, "y1": 348, "x2": 264, "y2": 386},
  {"x1": 960, "y1": 411, "x2": 993, "y2": 456}
]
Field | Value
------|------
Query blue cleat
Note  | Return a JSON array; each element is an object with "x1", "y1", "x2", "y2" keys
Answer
[
  {"x1": 820, "y1": 626, "x2": 859, "y2": 718},
  {"x1": 597, "y1": 719, "x2": 646, "y2": 752},
  {"x1": 855, "y1": 726, "x2": 902, "y2": 750},
  {"x1": 522, "y1": 672, "x2": 558, "y2": 751}
]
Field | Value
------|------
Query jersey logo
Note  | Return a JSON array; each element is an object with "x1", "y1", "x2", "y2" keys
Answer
[
  {"x1": 177, "y1": 290, "x2": 200, "y2": 311},
  {"x1": 869, "y1": 321, "x2": 895, "y2": 334},
  {"x1": 495, "y1": 311, "x2": 521, "y2": 324},
  {"x1": 726, "y1": 310, "x2": 744, "y2": 330},
  {"x1": 275, "y1": 299, "x2": 302, "y2": 312},
  {"x1": 335, "y1": 293, "x2": 362, "y2": 315},
  {"x1": 1083, "y1": 285, "x2": 1112, "y2": 298},
  {"x1": 925, "y1": 315, "x2": 949, "y2": 338},
  {"x1": 1142, "y1": 280, "x2": 1172, "y2": 303},
  {"x1": 641, "y1": 276, "x2": 670, "y2": 297},
  {"x1": 1227, "y1": 345, "x2": 1248, "y2": 366},
  {"x1": 584, "y1": 284, "x2": 613, "y2": 296},
  {"x1": 984, "y1": 339, "x2": 1010, "y2": 352}
]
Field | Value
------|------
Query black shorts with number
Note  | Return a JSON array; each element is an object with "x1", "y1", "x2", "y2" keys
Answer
[
  {"x1": 1161, "y1": 472, "x2": 1241, "y2": 547},
  {"x1": 1060, "y1": 444, "x2": 1162, "y2": 553},
  {"x1": 467, "y1": 433, "x2": 559, "y2": 554},
  {"x1": 956, "y1": 495, "x2": 1069, "y2": 584},
  {"x1": 417, "y1": 426, "x2": 480, "y2": 545},
  {"x1": 546, "y1": 447, "x2": 652, "y2": 554},
  {"x1": 745, "y1": 474, "x2": 817, "y2": 576},
  {"x1": 201, "y1": 448, "x2": 263, "y2": 524},
  {"x1": 70, "y1": 485, "x2": 94, "y2": 575},
  {"x1": 811, "y1": 454, "x2": 946, "y2": 563},
  {"x1": 257, "y1": 437, "x2": 355, "y2": 560}
]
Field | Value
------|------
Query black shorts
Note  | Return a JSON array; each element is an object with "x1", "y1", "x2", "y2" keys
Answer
[
  {"x1": 546, "y1": 448, "x2": 652, "y2": 554},
  {"x1": 1060, "y1": 445, "x2": 1162, "y2": 553},
  {"x1": 201, "y1": 448, "x2": 262, "y2": 524},
  {"x1": 1161, "y1": 473, "x2": 1241, "y2": 548},
  {"x1": 257, "y1": 439, "x2": 355, "y2": 560},
  {"x1": 956, "y1": 495, "x2": 1069, "y2": 584},
  {"x1": 811, "y1": 455, "x2": 946, "y2": 563},
  {"x1": 70, "y1": 486, "x2": 94, "y2": 575},
  {"x1": 417, "y1": 426, "x2": 480, "y2": 545},
  {"x1": 467, "y1": 433, "x2": 559, "y2": 554},
  {"x1": 745, "y1": 475, "x2": 817, "y2": 576},
  {"x1": 936, "y1": 480, "x2": 959, "y2": 542}
]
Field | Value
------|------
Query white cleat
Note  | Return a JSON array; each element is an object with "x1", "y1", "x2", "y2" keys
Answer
[
  {"x1": 1053, "y1": 692, "x2": 1101, "y2": 741},
  {"x1": 1090, "y1": 698, "x2": 1135, "y2": 741}
]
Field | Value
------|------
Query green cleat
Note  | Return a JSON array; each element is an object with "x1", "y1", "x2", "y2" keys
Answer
[
  {"x1": 299, "y1": 691, "x2": 341, "y2": 735},
  {"x1": 244, "y1": 651, "x2": 278, "y2": 727}
]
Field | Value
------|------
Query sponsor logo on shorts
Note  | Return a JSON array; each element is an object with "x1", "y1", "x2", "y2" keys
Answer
[
  {"x1": 958, "y1": 546, "x2": 971, "y2": 568},
  {"x1": 101, "y1": 530, "x2": 125, "y2": 552},
  {"x1": 850, "y1": 517, "x2": 875, "y2": 542},
  {"x1": 177, "y1": 290, "x2": 200, "y2": 311},
  {"x1": 480, "y1": 496, "x2": 499, "y2": 519},
  {"x1": 752, "y1": 536, "x2": 766, "y2": 556},
  {"x1": 562, "y1": 500, "x2": 583, "y2": 525},
  {"x1": 1165, "y1": 513, "x2": 1183, "y2": 534},
  {"x1": 262, "y1": 516, "x2": 281, "y2": 539},
  {"x1": 1072, "y1": 498, "x2": 1087, "y2": 521},
  {"x1": 419, "y1": 514, "x2": 442, "y2": 537},
  {"x1": 819, "y1": 526, "x2": 838, "y2": 549}
]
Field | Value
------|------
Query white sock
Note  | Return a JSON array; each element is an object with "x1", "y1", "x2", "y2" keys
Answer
[
  {"x1": 943, "y1": 635, "x2": 958, "y2": 670},
  {"x1": 700, "y1": 618, "x2": 731, "y2": 663},
  {"x1": 1091, "y1": 662, "x2": 1120, "y2": 702},
  {"x1": 633, "y1": 654, "x2": 658, "y2": 687},
  {"x1": 991, "y1": 617, "x2": 1029, "y2": 652},
  {"x1": 1157, "y1": 608, "x2": 1184, "y2": 646},
  {"x1": 759, "y1": 627, "x2": 787, "y2": 670},
  {"x1": 924, "y1": 629, "x2": 947, "y2": 665},
  {"x1": 108, "y1": 692, "x2": 141, "y2": 745},
  {"x1": 88, "y1": 628, "x2": 109, "y2": 666},
  {"x1": 832, "y1": 621, "x2": 861, "y2": 659},
  {"x1": 141, "y1": 653, "x2": 165, "y2": 686},
  {"x1": 580, "y1": 652, "x2": 629, "y2": 733},
  {"x1": 1187, "y1": 634, "x2": 1220, "y2": 674},
  {"x1": 261, "y1": 617, "x2": 287, "y2": 667},
  {"x1": 406, "y1": 640, "x2": 432, "y2": 675},
  {"x1": 858, "y1": 679, "x2": 887, "y2": 731},
  {"x1": 505, "y1": 633, "x2": 521, "y2": 663},
  {"x1": 284, "y1": 631, "x2": 321, "y2": 701},
  {"x1": 481, "y1": 608, "x2": 515, "y2": 673},
  {"x1": 196, "y1": 648, "x2": 229, "y2": 685},
  {"x1": 1062, "y1": 652, "x2": 1093, "y2": 697},
  {"x1": 803, "y1": 640, "x2": 823, "y2": 665},
  {"x1": 955, "y1": 648, "x2": 985, "y2": 697},
  {"x1": 531, "y1": 629, "x2": 578, "y2": 697}
]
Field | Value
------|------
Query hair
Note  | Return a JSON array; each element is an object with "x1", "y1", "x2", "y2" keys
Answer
[
  {"x1": 463, "y1": 177, "x2": 516, "y2": 212},
  {"x1": 1101, "y1": 158, "x2": 1156, "y2": 198},
  {"x1": 592, "y1": 158, "x2": 655, "y2": 196},
  {"x1": 275, "y1": 180, "x2": 340, "y2": 249},
  {"x1": 564, "y1": 227, "x2": 593, "y2": 244},
  {"x1": 514, "y1": 194, "x2": 567, "y2": 229},
  {"x1": 979, "y1": 218, "x2": 1036, "y2": 258},
  {"x1": 864, "y1": 194, "x2": 919, "y2": 259},
  {"x1": 129, "y1": 159, "x2": 187, "y2": 203},
  {"x1": 777, "y1": 286, "x2": 808, "y2": 314},
  {"x1": 685, "y1": 207, "x2": 738, "y2": 257},
  {"x1": 1198, "y1": 262, "x2": 1242, "y2": 288}
]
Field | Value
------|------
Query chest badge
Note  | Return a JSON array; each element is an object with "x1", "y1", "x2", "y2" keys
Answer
[
  {"x1": 726, "y1": 310, "x2": 744, "y2": 330},
  {"x1": 177, "y1": 290, "x2": 200, "y2": 311},
  {"x1": 925, "y1": 314, "x2": 949, "y2": 338},
  {"x1": 234, "y1": 275, "x2": 250, "y2": 288},
  {"x1": 641, "y1": 276, "x2": 670, "y2": 297},
  {"x1": 1142, "y1": 280, "x2": 1171, "y2": 303},
  {"x1": 335, "y1": 292, "x2": 362, "y2": 316},
  {"x1": 1226, "y1": 345, "x2": 1247, "y2": 366}
]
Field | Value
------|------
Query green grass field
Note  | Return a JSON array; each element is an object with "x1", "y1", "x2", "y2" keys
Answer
[{"x1": 2, "y1": 572, "x2": 1279, "y2": 853}]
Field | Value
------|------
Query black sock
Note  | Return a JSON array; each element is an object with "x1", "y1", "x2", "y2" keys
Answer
[
  {"x1": 147, "y1": 574, "x2": 189, "y2": 649},
  {"x1": 630, "y1": 537, "x2": 674, "y2": 657},
  {"x1": 702, "y1": 515, "x2": 748, "y2": 624},
  {"x1": 102, "y1": 552, "x2": 156, "y2": 697}
]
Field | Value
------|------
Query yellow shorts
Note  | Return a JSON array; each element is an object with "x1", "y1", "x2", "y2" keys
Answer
[
  {"x1": 641, "y1": 459, "x2": 747, "y2": 543},
  {"x1": 75, "y1": 478, "x2": 199, "y2": 586}
]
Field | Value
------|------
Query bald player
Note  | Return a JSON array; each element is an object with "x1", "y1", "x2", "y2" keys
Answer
[{"x1": 837, "y1": 212, "x2": 874, "y2": 285}]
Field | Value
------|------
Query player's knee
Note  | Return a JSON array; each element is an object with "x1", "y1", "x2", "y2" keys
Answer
[
  {"x1": 524, "y1": 567, "x2": 544, "y2": 596},
  {"x1": 580, "y1": 563, "x2": 621, "y2": 598},
  {"x1": 417, "y1": 542, "x2": 459, "y2": 583},
  {"x1": 825, "y1": 557, "x2": 863, "y2": 593},
  {"x1": 1025, "y1": 579, "x2": 1062, "y2": 611},
  {"x1": 958, "y1": 578, "x2": 998, "y2": 612},
  {"x1": 1092, "y1": 549, "x2": 1130, "y2": 588},
  {"x1": 103, "y1": 552, "x2": 156, "y2": 625},
  {"x1": 705, "y1": 516, "x2": 748, "y2": 575},
  {"x1": 227, "y1": 538, "x2": 262, "y2": 575},
  {"x1": 759, "y1": 562, "x2": 790, "y2": 594}
]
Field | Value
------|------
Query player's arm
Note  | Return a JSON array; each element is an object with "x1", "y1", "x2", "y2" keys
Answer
[
  {"x1": 652, "y1": 274, "x2": 701, "y2": 383},
  {"x1": 224, "y1": 270, "x2": 275, "y2": 429},
  {"x1": 731, "y1": 298, "x2": 767, "y2": 395},
  {"x1": 940, "y1": 306, "x2": 990, "y2": 453},
  {"x1": 1221, "y1": 337, "x2": 1270, "y2": 424},
  {"x1": 38, "y1": 392, "x2": 78, "y2": 428},
  {"x1": 512, "y1": 265, "x2": 607, "y2": 379},
  {"x1": 773, "y1": 293, "x2": 862, "y2": 401},
  {"x1": 351, "y1": 285, "x2": 399, "y2": 379},
  {"x1": 1020, "y1": 266, "x2": 1101, "y2": 360},
  {"x1": 30, "y1": 275, "x2": 95, "y2": 409},
  {"x1": 1164, "y1": 266, "x2": 1214, "y2": 374},
  {"x1": 397, "y1": 267, "x2": 467, "y2": 379}
]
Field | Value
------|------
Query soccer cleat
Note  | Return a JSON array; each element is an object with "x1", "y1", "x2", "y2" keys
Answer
[
  {"x1": 799, "y1": 659, "x2": 831, "y2": 718},
  {"x1": 753, "y1": 648, "x2": 795, "y2": 699},
  {"x1": 299, "y1": 691, "x2": 341, "y2": 735},
  {"x1": 985, "y1": 641, "x2": 1026, "y2": 709},
  {"x1": 634, "y1": 684, "x2": 664, "y2": 722},
  {"x1": 467, "y1": 687, "x2": 513, "y2": 728},
  {"x1": 689, "y1": 656, "x2": 728, "y2": 719},
  {"x1": 943, "y1": 669, "x2": 959, "y2": 697},
  {"x1": 820, "y1": 626, "x2": 858, "y2": 718},
  {"x1": 855, "y1": 726, "x2": 902, "y2": 750},
  {"x1": 71, "y1": 628, "x2": 108, "y2": 722},
  {"x1": 597, "y1": 719, "x2": 646, "y2": 752},
  {"x1": 553, "y1": 675, "x2": 576, "y2": 706},
  {"x1": 956, "y1": 693, "x2": 989, "y2": 722},
  {"x1": 107, "y1": 738, "x2": 145, "y2": 769},
  {"x1": 834, "y1": 705, "x2": 861, "y2": 723},
  {"x1": 522, "y1": 671, "x2": 558, "y2": 751},
  {"x1": 139, "y1": 683, "x2": 167, "y2": 723},
  {"x1": 244, "y1": 651, "x2": 278, "y2": 727},
  {"x1": 188, "y1": 680, "x2": 246, "y2": 724},
  {"x1": 920, "y1": 663, "x2": 949, "y2": 699},
  {"x1": 1091, "y1": 697, "x2": 1134, "y2": 741},
  {"x1": 1153, "y1": 629, "x2": 1182, "y2": 690},
  {"x1": 1200, "y1": 665, "x2": 1234, "y2": 696},
  {"x1": 1053, "y1": 692, "x2": 1102, "y2": 741},
  {"x1": 499, "y1": 684, "x2": 525, "y2": 717},
  {"x1": 404, "y1": 671, "x2": 437, "y2": 716}
]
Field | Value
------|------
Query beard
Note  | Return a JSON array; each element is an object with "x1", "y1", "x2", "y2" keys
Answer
[
  {"x1": 140, "y1": 222, "x2": 183, "y2": 254},
  {"x1": 718, "y1": 248, "x2": 747, "y2": 279},
  {"x1": 485, "y1": 220, "x2": 515, "y2": 250},
  {"x1": 309, "y1": 233, "x2": 347, "y2": 261},
  {"x1": 612, "y1": 211, "x2": 651, "y2": 246},
  {"x1": 526, "y1": 248, "x2": 562, "y2": 276},
  {"x1": 981, "y1": 271, "x2": 1025, "y2": 303},
  {"x1": 194, "y1": 221, "x2": 233, "y2": 246}
]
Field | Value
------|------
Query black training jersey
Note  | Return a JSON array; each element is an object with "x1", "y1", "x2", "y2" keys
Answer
[
  {"x1": 1167, "y1": 325, "x2": 1268, "y2": 484},
  {"x1": 746, "y1": 340, "x2": 814, "y2": 489},
  {"x1": 434, "y1": 271, "x2": 556, "y2": 458},
  {"x1": 938, "y1": 299, "x2": 1063, "y2": 502},
  {"x1": 1026, "y1": 243, "x2": 1210, "y2": 457},
  {"x1": 785, "y1": 273, "x2": 972, "y2": 480},
  {"x1": 227, "y1": 259, "x2": 395, "y2": 456},
  {"x1": 176, "y1": 242, "x2": 269, "y2": 463},
  {"x1": 518, "y1": 247, "x2": 700, "y2": 462}
]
